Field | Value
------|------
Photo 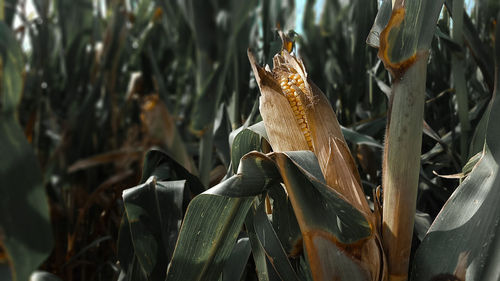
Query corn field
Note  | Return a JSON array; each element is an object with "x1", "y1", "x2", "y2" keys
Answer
[{"x1": 1, "y1": 0, "x2": 500, "y2": 280}]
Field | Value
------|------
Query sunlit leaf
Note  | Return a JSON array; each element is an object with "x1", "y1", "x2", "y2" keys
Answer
[{"x1": 231, "y1": 121, "x2": 269, "y2": 173}]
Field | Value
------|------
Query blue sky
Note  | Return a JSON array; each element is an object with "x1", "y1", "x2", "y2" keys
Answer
[
  {"x1": 294, "y1": 0, "x2": 475, "y2": 34},
  {"x1": 295, "y1": 0, "x2": 324, "y2": 34}
]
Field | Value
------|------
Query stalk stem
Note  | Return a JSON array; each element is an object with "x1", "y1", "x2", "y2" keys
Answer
[
  {"x1": 382, "y1": 52, "x2": 429, "y2": 281},
  {"x1": 451, "y1": 0, "x2": 470, "y2": 163}
]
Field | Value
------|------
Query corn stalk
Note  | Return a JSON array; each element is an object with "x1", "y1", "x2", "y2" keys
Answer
[
  {"x1": 367, "y1": 1, "x2": 444, "y2": 280},
  {"x1": 451, "y1": 0, "x2": 470, "y2": 163}
]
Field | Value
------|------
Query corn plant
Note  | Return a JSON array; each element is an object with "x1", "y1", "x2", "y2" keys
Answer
[
  {"x1": 367, "y1": 0, "x2": 445, "y2": 279},
  {"x1": 2, "y1": 0, "x2": 500, "y2": 281},
  {"x1": 119, "y1": 6, "x2": 500, "y2": 278}
]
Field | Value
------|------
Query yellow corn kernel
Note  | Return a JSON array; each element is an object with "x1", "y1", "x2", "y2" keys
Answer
[{"x1": 278, "y1": 73, "x2": 313, "y2": 151}]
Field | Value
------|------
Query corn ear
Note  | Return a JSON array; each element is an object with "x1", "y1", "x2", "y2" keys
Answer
[
  {"x1": 247, "y1": 32, "x2": 370, "y2": 216},
  {"x1": 248, "y1": 31, "x2": 386, "y2": 281},
  {"x1": 248, "y1": 49, "x2": 310, "y2": 152}
]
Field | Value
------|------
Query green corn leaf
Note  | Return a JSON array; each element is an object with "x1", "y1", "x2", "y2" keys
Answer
[
  {"x1": 411, "y1": 145, "x2": 500, "y2": 281},
  {"x1": 245, "y1": 207, "x2": 273, "y2": 281},
  {"x1": 253, "y1": 200, "x2": 301, "y2": 281},
  {"x1": 221, "y1": 237, "x2": 251, "y2": 281},
  {"x1": 267, "y1": 182, "x2": 301, "y2": 255},
  {"x1": 411, "y1": 14, "x2": 500, "y2": 280},
  {"x1": 366, "y1": 0, "x2": 392, "y2": 48},
  {"x1": 0, "y1": 22, "x2": 23, "y2": 114},
  {"x1": 341, "y1": 126, "x2": 383, "y2": 149},
  {"x1": 0, "y1": 23, "x2": 53, "y2": 281},
  {"x1": 165, "y1": 152, "x2": 280, "y2": 281},
  {"x1": 231, "y1": 121, "x2": 269, "y2": 173},
  {"x1": 141, "y1": 149, "x2": 205, "y2": 194},
  {"x1": 0, "y1": 115, "x2": 54, "y2": 281},
  {"x1": 119, "y1": 178, "x2": 189, "y2": 281},
  {"x1": 445, "y1": 0, "x2": 495, "y2": 92}
]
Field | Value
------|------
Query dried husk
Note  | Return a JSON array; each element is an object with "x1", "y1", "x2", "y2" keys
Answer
[
  {"x1": 248, "y1": 50, "x2": 310, "y2": 152},
  {"x1": 248, "y1": 43, "x2": 370, "y2": 216}
]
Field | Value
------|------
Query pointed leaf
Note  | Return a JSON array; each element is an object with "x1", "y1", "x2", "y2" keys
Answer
[
  {"x1": 166, "y1": 152, "x2": 280, "y2": 281},
  {"x1": 0, "y1": 115, "x2": 54, "y2": 281},
  {"x1": 121, "y1": 178, "x2": 188, "y2": 281},
  {"x1": 411, "y1": 145, "x2": 500, "y2": 281},
  {"x1": 141, "y1": 149, "x2": 205, "y2": 195}
]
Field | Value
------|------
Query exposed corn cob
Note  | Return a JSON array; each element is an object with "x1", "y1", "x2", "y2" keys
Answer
[
  {"x1": 248, "y1": 32, "x2": 374, "y2": 215},
  {"x1": 278, "y1": 73, "x2": 313, "y2": 150}
]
